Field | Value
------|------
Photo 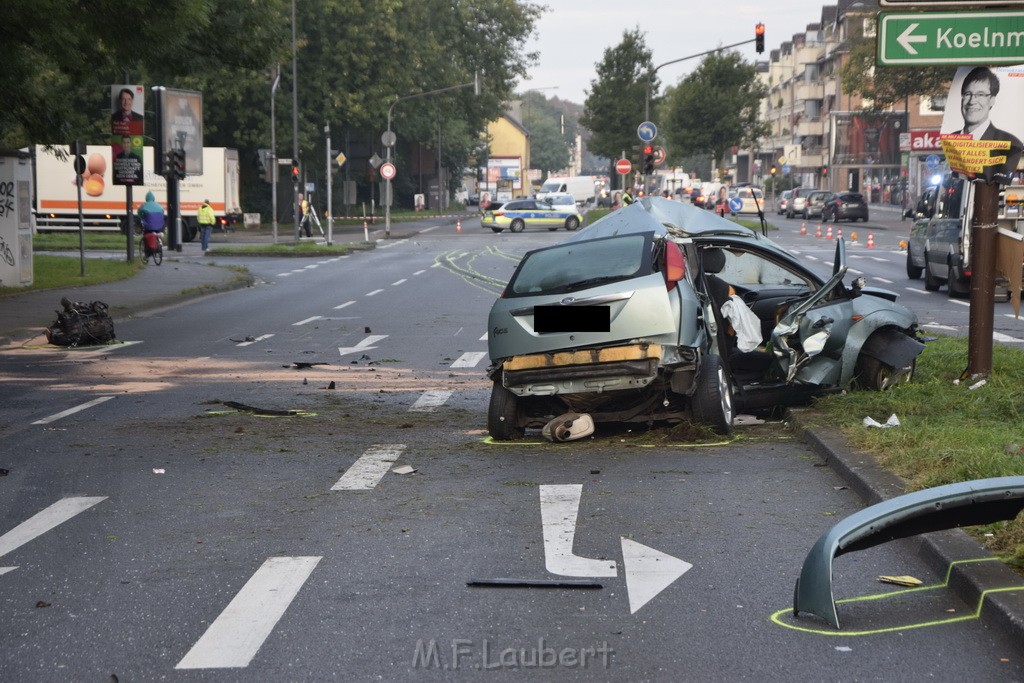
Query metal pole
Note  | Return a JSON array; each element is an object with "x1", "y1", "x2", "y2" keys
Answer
[
  {"x1": 385, "y1": 103, "x2": 394, "y2": 238},
  {"x1": 325, "y1": 122, "x2": 332, "y2": 244},
  {"x1": 271, "y1": 65, "x2": 280, "y2": 244},
  {"x1": 291, "y1": 0, "x2": 299, "y2": 241}
]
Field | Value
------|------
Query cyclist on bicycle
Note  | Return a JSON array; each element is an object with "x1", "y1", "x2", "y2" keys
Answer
[{"x1": 137, "y1": 191, "x2": 165, "y2": 257}]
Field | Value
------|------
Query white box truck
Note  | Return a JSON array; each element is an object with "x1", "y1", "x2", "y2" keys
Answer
[
  {"x1": 537, "y1": 175, "x2": 598, "y2": 205},
  {"x1": 33, "y1": 144, "x2": 242, "y2": 242}
]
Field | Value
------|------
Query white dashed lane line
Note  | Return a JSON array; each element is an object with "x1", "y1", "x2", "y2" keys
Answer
[
  {"x1": 32, "y1": 396, "x2": 115, "y2": 425},
  {"x1": 409, "y1": 390, "x2": 452, "y2": 412},
  {"x1": 413, "y1": 270, "x2": 426, "y2": 276},
  {"x1": 292, "y1": 316, "x2": 323, "y2": 326},
  {"x1": 392, "y1": 279, "x2": 407, "y2": 286},
  {"x1": 366, "y1": 289, "x2": 384, "y2": 297},
  {"x1": 237, "y1": 334, "x2": 274, "y2": 347},
  {"x1": 334, "y1": 301, "x2": 355, "y2": 310},
  {"x1": 331, "y1": 445, "x2": 407, "y2": 491},
  {"x1": 451, "y1": 352, "x2": 487, "y2": 368},
  {"x1": 0, "y1": 496, "x2": 107, "y2": 559}
]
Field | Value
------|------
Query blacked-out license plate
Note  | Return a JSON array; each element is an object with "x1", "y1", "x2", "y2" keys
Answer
[{"x1": 534, "y1": 305, "x2": 610, "y2": 333}]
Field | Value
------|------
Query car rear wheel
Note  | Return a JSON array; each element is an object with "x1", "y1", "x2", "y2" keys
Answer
[
  {"x1": 691, "y1": 355, "x2": 734, "y2": 435},
  {"x1": 564, "y1": 216, "x2": 580, "y2": 231},
  {"x1": 906, "y1": 249, "x2": 923, "y2": 279},
  {"x1": 510, "y1": 219, "x2": 525, "y2": 233},
  {"x1": 488, "y1": 380, "x2": 524, "y2": 440},
  {"x1": 923, "y1": 253, "x2": 941, "y2": 291},
  {"x1": 947, "y1": 262, "x2": 969, "y2": 298},
  {"x1": 490, "y1": 227, "x2": 503, "y2": 233},
  {"x1": 856, "y1": 353, "x2": 915, "y2": 391}
]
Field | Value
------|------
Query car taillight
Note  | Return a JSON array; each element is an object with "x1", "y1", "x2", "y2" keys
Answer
[
  {"x1": 495, "y1": 210, "x2": 505, "y2": 217},
  {"x1": 662, "y1": 241, "x2": 685, "y2": 291}
]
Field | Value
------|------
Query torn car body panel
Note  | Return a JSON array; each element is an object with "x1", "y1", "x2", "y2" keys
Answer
[{"x1": 793, "y1": 476, "x2": 1024, "y2": 630}]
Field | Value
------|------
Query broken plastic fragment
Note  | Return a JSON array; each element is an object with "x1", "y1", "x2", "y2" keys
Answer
[
  {"x1": 878, "y1": 575, "x2": 922, "y2": 587},
  {"x1": 391, "y1": 465, "x2": 417, "y2": 475},
  {"x1": 862, "y1": 414, "x2": 900, "y2": 428}
]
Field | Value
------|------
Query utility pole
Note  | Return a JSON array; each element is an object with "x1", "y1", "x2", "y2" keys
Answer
[{"x1": 291, "y1": 0, "x2": 299, "y2": 240}]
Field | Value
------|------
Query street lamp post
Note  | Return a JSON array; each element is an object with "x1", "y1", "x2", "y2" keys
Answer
[{"x1": 384, "y1": 74, "x2": 480, "y2": 238}]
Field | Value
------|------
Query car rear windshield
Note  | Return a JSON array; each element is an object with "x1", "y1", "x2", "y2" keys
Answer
[
  {"x1": 840, "y1": 193, "x2": 864, "y2": 202},
  {"x1": 507, "y1": 233, "x2": 652, "y2": 297}
]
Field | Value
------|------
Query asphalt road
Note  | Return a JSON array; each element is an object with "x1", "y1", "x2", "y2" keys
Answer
[{"x1": 1, "y1": 219, "x2": 1022, "y2": 680}]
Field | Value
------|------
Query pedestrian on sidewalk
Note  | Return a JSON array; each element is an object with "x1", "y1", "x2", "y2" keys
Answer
[{"x1": 197, "y1": 199, "x2": 216, "y2": 253}]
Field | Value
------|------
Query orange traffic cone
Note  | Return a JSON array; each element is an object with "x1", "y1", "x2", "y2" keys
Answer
[
  {"x1": 456, "y1": 220, "x2": 462, "y2": 233},
  {"x1": 826, "y1": 225, "x2": 833, "y2": 240},
  {"x1": 800, "y1": 221, "x2": 807, "y2": 235},
  {"x1": 867, "y1": 233, "x2": 875, "y2": 248},
  {"x1": 815, "y1": 224, "x2": 822, "y2": 238}
]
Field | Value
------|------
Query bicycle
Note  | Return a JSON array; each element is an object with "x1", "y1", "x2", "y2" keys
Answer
[{"x1": 140, "y1": 231, "x2": 164, "y2": 265}]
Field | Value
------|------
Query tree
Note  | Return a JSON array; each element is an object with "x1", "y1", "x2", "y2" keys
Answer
[
  {"x1": 838, "y1": 16, "x2": 952, "y2": 110},
  {"x1": 580, "y1": 28, "x2": 657, "y2": 161},
  {"x1": 661, "y1": 51, "x2": 768, "y2": 177},
  {"x1": 520, "y1": 92, "x2": 570, "y2": 175}
]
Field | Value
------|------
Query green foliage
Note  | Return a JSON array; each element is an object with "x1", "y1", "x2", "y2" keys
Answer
[
  {"x1": 580, "y1": 28, "x2": 657, "y2": 160},
  {"x1": 838, "y1": 16, "x2": 952, "y2": 109},
  {"x1": 0, "y1": 255, "x2": 142, "y2": 297},
  {"x1": 661, "y1": 51, "x2": 768, "y2": 171},
  {"x1": 520, "y1": 92, "x2": 570, "y2": 174}
]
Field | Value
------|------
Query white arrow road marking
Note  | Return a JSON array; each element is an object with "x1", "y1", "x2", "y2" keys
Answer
[
  {"x1": 0, "y1": 496, "x2": 107, "y2": 559},
  {"x1": 32, "y1": 396, "x2": 114, "y2": 425},
  {"x1": 175, "y1": 556, "x2": 321, "y2": 669},
  {"x1": 331, "y1": 444, "x2": 407, "y2": 490},
  {"x1": 236, "y1": 334, "x2": 274, "y2": 347},
  {"x1": 451, "y1": 351, "x2": 487, "y2": 368},
  {"x1": 897, "y1": 23, "x2": 927, "y2": 55},
  {"x1": 621, "y1": 538, "x2": 692, "y2": 614},
  {"x1": 539, "y1": 485, "x2": 617, "y2": 577},
  {"x1": 409, "y1": 390, "x2": 452, "y2": 412},
  {"x1": 338, "y1": 335, "x2": 388, "y2": 357},
  {"x1": 0, "y1": 567, "x2": 16, "y2": 576}
]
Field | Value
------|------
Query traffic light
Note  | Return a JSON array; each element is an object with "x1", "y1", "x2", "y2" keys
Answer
[
  {"x1": 172, "y1": 149, "x2": 186, "y2": 180},
  {"x1": 643, "y1": 145, "x2": 655, "y2": 175},
  {"x1": 291, "y1": 161, "x2": 300, "y2": 185},
  {"x1": 163, "y1": 150, "x2": 175, "y2": 177},
  {"x1": 821, "y1": 165, "x2": 829, "y2": 177},
  {"x1": 770, "y1": 166, "x2": 777, "y2": 176},
  {"x1": 755, "y1": 23, "x2": 765, "y2": 54}
]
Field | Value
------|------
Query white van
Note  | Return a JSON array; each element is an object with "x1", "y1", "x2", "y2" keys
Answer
[{"x1": 537, "y1": 176, "x2": 597, "y2": 205}]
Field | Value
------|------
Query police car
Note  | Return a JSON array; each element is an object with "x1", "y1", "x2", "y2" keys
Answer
[{"x1": 481, "y1": 195, "x2": 583, "y2": 233}]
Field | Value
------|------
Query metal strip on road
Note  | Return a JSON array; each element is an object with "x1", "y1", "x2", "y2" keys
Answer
[
  {"x1": 0, "y1": 496, "x2": 107, "y2": 559},
  {"x1": 331, "y1": 444, "x2": 407, "y2": 490},
  {"x1": 409, "y1": 390, "x2": 452, "y2": 412},
  {"x1": 31, "y1": 396, "x2": 114, "y2": 425},
  {"x1": 175, "y1": 556, "x2": 322, "y2": 669},
  {"x1": 450, "y1": 352, "x2": 487, "y2": 368}
]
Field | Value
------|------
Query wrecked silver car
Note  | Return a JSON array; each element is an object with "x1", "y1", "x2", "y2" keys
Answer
[{"x1": 485, "y1": 197, "x2": 925, "y2": 440}]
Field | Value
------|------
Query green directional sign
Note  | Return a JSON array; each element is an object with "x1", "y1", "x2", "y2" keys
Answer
[{"x1": 879, "y1": 11, "x2": 1024, "y2": 65}]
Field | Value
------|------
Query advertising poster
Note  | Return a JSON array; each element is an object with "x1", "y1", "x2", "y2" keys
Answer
[
  {"x1": 160, "y1": 89, "x2": 204, "y2": 176},
  {"x1": 111, "y1": 84, "x2": 145, "y2": 186},
  {"x1": 940, "y1": 65, "x2": 1024, "y2": 184}
]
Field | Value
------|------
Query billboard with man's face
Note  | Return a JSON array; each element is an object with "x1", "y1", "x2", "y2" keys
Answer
[{"x1": 940, "y1": 65, "x2": 1024, "y2": 184}]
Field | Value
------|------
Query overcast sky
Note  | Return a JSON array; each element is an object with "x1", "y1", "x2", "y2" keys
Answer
[{"x1": 519, "y1": 1, "x2": 838, "y2": 105}]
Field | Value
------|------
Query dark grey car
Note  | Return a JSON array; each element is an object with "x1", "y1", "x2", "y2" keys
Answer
[{"x1": 486, "y1": 197, "x2": 924, "y2": 439}]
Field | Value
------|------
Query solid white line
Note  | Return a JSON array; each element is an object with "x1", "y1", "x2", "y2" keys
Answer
[
  {"x1": 334, "y1": 301, "x2": 355, "y2": 310},
  {"x1": 236, "y1": 334, "x2": 274, "y2": 347},
  {"x1": 413, "y1": 270, "x2": 426, "y2": 276},
  {"x1": 539, "y1": 485, "x2": 617, "y2": 577},
  {"x1": 175, "y1": 556, "x2": 322, "y2": 669},
  {"x1": 409, "y1": 390, "x2": 452, "y2": 412},
  {"x1": 392, "y1": 279, "x2": 407, "y2": 286},
  {"x1": 451, "y1": 351, "x2": 487, "y2": 368},
  {"x1": 32, "y1": 396, "x2": 114, "y2": 425},
  {"x1": 331, "y1": 445, "x2": 407, "y2": 490},
  {"x1": 0, "y1": 497, "x2": 107, "y2": 559},
  {"x1": 292, "y1": 316, "x2": 323, "y2": 326},
  {"x1": 366, "y1": 289, "x2": 384, "y2": 297}
]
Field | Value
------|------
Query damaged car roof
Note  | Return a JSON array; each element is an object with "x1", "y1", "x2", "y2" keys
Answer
[{"x1": 564, "y1": 196, "x2": 762, "y2": 243}]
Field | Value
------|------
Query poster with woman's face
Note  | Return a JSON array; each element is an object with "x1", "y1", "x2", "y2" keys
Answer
[{"x1": 940, "y1": 65, "x2": 1024, "y2": 183}]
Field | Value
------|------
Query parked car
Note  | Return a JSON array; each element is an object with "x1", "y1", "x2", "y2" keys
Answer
[
  {"x1": 485, "y1": 197, "x2": 925, "y2": 439},
  {"x1": 730, "y1": 186, "x2": 766, "y2": 215},
  {"x1": 777, "y1": 190, "x2": 792, "y2": 215},
  {"x1": 785, "y1": 188, "x2": 810, "y2": 218},
  {"x1": 905, "y1": 175, "x2": 974, "y2": 297},
  {"x1": 803, "y1": 190, "x2": 832, "y2": 219},
  {"x1": 480, "y1": 197, "x2": 582, "y2": 233},
  {"x1": 822, "y1": 192, "x2": 869, "y2": 222}
]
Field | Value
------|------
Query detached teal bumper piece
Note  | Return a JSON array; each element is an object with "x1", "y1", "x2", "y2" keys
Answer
[{"x1": 793, "y1": 476, "x2": 1024, "y2": 629}]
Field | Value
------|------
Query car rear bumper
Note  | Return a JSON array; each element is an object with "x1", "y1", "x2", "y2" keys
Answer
[{"x1": 501, "y1": 343, "x2": 663, "y2": 396}]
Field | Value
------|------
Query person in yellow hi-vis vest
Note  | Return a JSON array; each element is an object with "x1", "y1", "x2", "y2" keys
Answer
[{"x1": 197, "y1": 199, "x2": 216, "y2": 253}]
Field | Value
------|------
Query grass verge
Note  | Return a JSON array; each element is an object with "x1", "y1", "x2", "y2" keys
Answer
[
  {"x1": 800, "y1": 336, "x2": 1024, "y2": 571},
  {"x1": 34, "y1": 232, "x2": 131, "y2": 250},
  {"x1": 207, "y1": 241, "x2": 375, "y2": 257},
  {"x1": 0, "y1": 255, "x2": 143, "y2": 297}
]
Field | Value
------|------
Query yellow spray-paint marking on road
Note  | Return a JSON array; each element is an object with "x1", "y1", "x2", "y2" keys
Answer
[
  {"x1": 771, "y1": 557, "x2": 1024, "y2": 636},
  {"x1": 434, "y1": 249, "x2": 507, "y2": 295}
]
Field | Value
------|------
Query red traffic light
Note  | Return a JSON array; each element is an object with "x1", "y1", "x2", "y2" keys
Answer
[
  {"x1": 643, "y1": 145, "x2": 654, "y2": 155},
  {"x1": 755, "y1": 22, "x2": 765, "y2": 53},
  {"x1": 291, "y1": 163, "x2": 299, "y2": 177},
  {"x1": 755, "y1": 22, "x2": 765, "y2": 36}
]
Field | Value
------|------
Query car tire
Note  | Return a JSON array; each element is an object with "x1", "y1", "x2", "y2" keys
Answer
[
  {"x1": 691, "y1": 354, "x2": 734, "y2": 436},
  {"x1": 923, "y1": 252, "x2": 941, "y2": 291},
  {"x1": 786, "y1": 210, "x2": 793, "y2": 219},
  {"x1": 855, "y1": 353, "x2": 915, "y2": 391},
  {"x1": 491, "y1": 228, "x2": 503, "y2": 233},
  {"x1": 564, "y1": 216, "x2": 580, "y2": 231},
  {"x1": 906, "y1": 249, "x2": 923, "y2": 279},
  {"x1": 487, "y1": 380, "x2": 524, "y2": 440},
  {"x1": 947, "y1": 261, "x2": 969, "y2": 298},
  {"x1": 509, "y1": 219, "x2": 525, "y2": 233}
]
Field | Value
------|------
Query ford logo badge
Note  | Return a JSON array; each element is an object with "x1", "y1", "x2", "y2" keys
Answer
[{"x1": 560, "y1": 297, "x2": 575, "y2": 305}]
